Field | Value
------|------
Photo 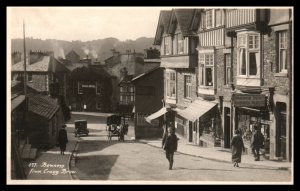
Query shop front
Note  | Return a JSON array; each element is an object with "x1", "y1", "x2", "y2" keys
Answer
[
  {"x1": 232, "y1": 93, "x2": 271, "y2": 156},
  {"x1": 176, "y1": 99, "x2": 219, "y2": 146}
]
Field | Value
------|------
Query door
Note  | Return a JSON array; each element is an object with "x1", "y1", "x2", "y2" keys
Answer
[
  {"x1": 189, "y1": 121, "x2": 193, "y2": 142},
  {"x1": 224, "y1": 107, "x2": 231, "y2": 148},
  {"x1": 276, "y1": 103, "x2": 287, "y2": 160}
]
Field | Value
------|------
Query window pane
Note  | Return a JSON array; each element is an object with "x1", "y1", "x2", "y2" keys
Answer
[
  {"x1": 206, "y1": 10, "x2": 212, "y2": 28},
  {"x1": 249, "y1": 52, "x2": 257, "y2": 75},
  {"x1": 215, "y1": 10, "x2": 222, "y2": 26},
  {"x1": 249, "y1": 35, "x2": 254, "y2": 49},
  {"x1": 206, "y1": 68, "x2": 213, "y2": 86},
  {"x1": 199, "y1": 66, "x2": 203, "y2": 85},
  {"x1": 280, "y1": 49, "x2": 287, "y2": 71},
  {"x1": 255, "y1": 35, "x2": 259, "y2": 49},
  {"x1": 227, "y1": 67, "x2": 231, "y2": 84},
  {"x1": 240, "y1": 49, "x2": 246, "y2": 75}
]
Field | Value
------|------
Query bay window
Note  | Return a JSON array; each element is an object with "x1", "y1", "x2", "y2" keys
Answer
[
  {"x1": 278, "y1": 31, "x2": 288, "y2": 73},
  {"x1": 166, "y1": 71, "x2": 176, "y2": 98},
  {"x1": 237, "y1": 31, "x2": 260, "y2": 77},
  {"x1": 199, "y1": 53, "x2": 214, "y2": 87}
]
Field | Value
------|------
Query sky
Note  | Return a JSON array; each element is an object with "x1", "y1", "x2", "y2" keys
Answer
[{"x1": 8, "y1": 7, "x2": 167, "y2": 42}]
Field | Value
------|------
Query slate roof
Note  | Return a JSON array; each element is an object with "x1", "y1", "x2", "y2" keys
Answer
[
  {"x1": 12, "y1": 57, "x2": 51, "y2": 72},
  {"x1": 28, "y1": 94, "x2": 60, "y2": 119},
  {"x1": 12, "y1": 56, "x2": 69, "y2": 73},
  {"x1": 174, "y1": 9, "x2": 198, "y2": 36},
  {"x1": 131, "y1": 66, "x2": 161, "y2": 82},
  {"x1": 154, "y1": 9, "x2": 201, "y2": 45}
]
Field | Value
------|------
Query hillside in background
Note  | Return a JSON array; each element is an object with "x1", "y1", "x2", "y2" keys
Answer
[{"x1": 11, "y1": 37, "x2": 158, "y2": 62}]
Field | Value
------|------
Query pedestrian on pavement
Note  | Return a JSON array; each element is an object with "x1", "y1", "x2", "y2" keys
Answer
[
  {"x1": 58, "y1": 125, "x2": 68, "y2": 155},
  {"x1": 231, "y1": 129, "x2": 245, "y2": 167},
  {"x1": 251, "y1": 125, "x2": 265, "y2": 161},
  {"x1": 162, "y1": 126, "x2": 178, "y2": 170}
]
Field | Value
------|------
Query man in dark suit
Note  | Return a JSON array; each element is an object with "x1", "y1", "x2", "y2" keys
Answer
[
  {"x1": 251, "y1": 125, "x2": 265, "y2": 161},
  {"x1": 162, "y1": 127, "x2": 178, "y2": 170}
]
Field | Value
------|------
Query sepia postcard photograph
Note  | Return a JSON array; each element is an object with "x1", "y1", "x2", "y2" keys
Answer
[{"x1": 7, "y1": 6, "x2": 294, "y2": 185}]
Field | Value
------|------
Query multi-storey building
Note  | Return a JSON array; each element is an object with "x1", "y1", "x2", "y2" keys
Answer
[
  {"x1": 11, "y1": 51, "x2": 70, "y2": 104},
  {"x1": 223, "y1": 8, "x2": 292, "y2": 161},
  {"x1": 153, "y1": 8, "x2": 293, "y2": 162},
  {"x1": 153, "y1": 9, "x2": 201, "y2": 141}
]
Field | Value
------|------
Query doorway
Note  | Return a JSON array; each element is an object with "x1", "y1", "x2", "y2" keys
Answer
[
  {"x1": 224, "y1": 107, "x2": 231, "y2": 148},
  {"x1": 276, "y1": 102, "x2": 287, "y2": 160},
  {"x1": 189, "y1": 121, "x2": 193, "y2": 142}
]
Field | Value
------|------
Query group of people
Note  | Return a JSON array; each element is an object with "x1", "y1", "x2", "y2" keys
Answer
[
  {"x1": 231, "y1": 125, "x2": 265, "y2": 167},
  {"x1": 161, "y1": 125, "x2": 265, "y2": 170}
]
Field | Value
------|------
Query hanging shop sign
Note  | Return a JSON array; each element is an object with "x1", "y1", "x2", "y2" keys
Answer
[{"x1": 232, "y1": 94, "x2": 266, "y2": 107}]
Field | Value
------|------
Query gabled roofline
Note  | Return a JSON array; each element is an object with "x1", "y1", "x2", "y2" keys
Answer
[{"x1": 131, "y1": 66, "x2": 161, "y2": 82}]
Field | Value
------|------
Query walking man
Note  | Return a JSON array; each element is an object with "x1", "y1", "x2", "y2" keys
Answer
[
  {"x1": 162, "y1": 127, "x2": 178, "y2": 170},
  {"x1": 58, "y1": 125, "x2": 68, "y2": 155},
  {"x1": 251, "y1": 125, "x2": 265, "y2": 161}
]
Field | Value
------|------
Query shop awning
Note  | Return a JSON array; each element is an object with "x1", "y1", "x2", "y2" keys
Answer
[
  {"x1": 177, "y1": 100, "x2": 217, "y2": 122},
  {"x1": 145, "y1": 107, "x2": 168, "y2": 123}
]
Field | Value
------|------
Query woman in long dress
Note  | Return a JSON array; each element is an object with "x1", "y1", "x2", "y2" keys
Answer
[{"x1": 231, "y1": 129, "x2": 245, "y2": 167}]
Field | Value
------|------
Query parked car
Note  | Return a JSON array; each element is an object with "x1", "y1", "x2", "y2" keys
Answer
[{"x1": 74, "y1": 120, "x2": 89, "y2": 137}]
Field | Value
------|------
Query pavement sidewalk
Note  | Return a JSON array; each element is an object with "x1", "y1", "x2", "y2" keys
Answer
[
  {"x1": 25, "y1": 127, "x2": 78, "y2": 180},
  {"x1": 138, "y1": 136, "x2": 292, "y2": 171}
]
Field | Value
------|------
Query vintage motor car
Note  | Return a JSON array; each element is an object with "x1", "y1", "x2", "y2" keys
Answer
[{"x1": 74, "y1": 120, "x2": 89, "y2": 137}]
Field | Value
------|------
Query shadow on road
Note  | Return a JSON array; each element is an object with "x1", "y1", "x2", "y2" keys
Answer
[
  {"x1": 237, "y1": 166, "x2": 284, "y2": 171},
  {"x1": 174, "y1": 167, "x2": 234, "y2": 172},
  {"x1": 75, "y1": 155, "x2": 119, "y2": 180},
  {"x1": 77, "y1": 140, "x2": 119, "y2": 154}
]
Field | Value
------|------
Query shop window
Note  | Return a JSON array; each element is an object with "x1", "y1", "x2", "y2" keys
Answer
[
  {"x1": 277, "y1": 31, "x2": 288, "y2": 73},
  {"x1": 199, "y1": 53, "x2": 214, "y2": 87},
  {"x1": 184, "y1": 75, "x2": 192, "y2": 99},
  {"x1": 166, "y1": 71, "x2": 176, "y2": 98},
  {"x1": 237, "y1": 32, "x2": 260, "y2": 77}
]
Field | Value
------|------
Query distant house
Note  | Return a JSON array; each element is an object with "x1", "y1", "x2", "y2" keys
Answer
[
  {"x1": 26, "y1": 94, "x2": 64, "y2": 148},
  {"x1": 66, "y1": 50, "x2": 80, "y2": 63},
  {"x1": 11, "y1": 51, "x2": 70, "y2": 105},
  {"x1": 118, "y1": 67, "x2": 134, "y2": 119},
  {"x1": 132, "y1": 67, "x2": 165, "y2": 139},
  {"x1": 69, "y1": 65, "x2": 114, "y2": 112},
  {"x1": 104, "y1": 49, "x2": 145, "y2": 112}
]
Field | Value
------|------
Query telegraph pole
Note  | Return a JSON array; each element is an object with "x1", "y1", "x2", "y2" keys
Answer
[{"x1": 23, "y1": 20, "x2": 28, "y2": 144}]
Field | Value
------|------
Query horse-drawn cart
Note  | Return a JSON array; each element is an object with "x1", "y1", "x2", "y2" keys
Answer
[{"x1": 106, "y1": 115, "x2": 128, "y2": 141}]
